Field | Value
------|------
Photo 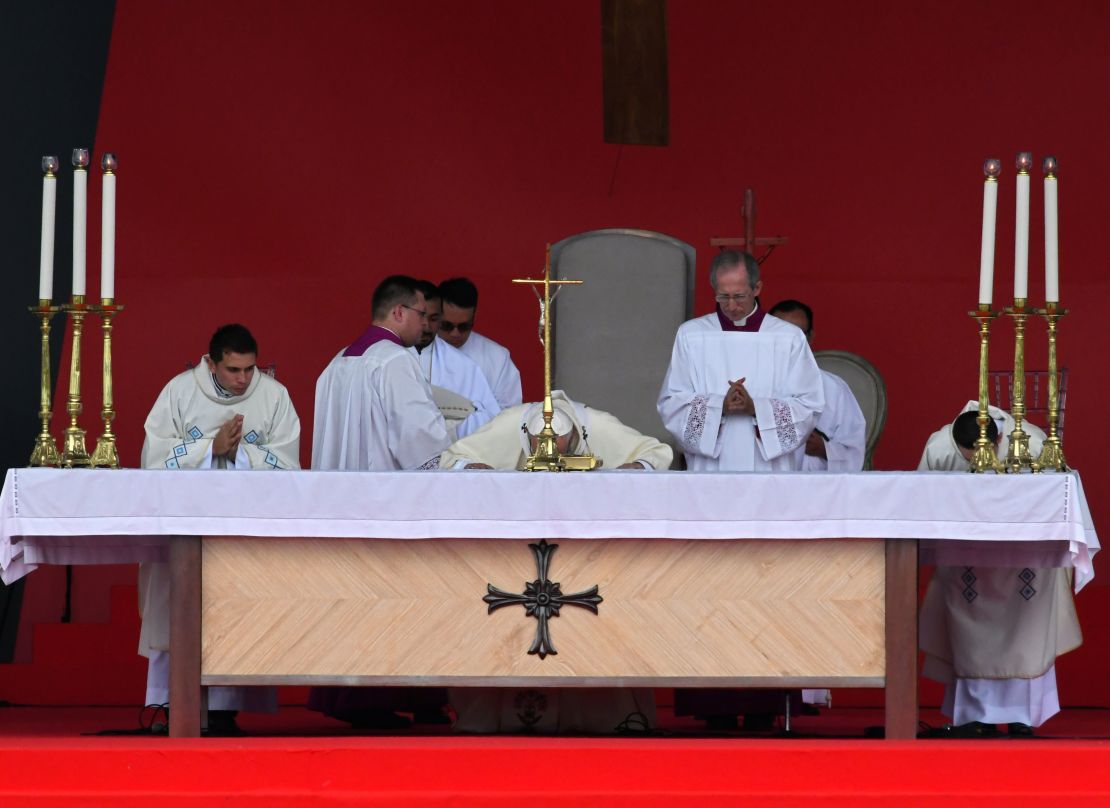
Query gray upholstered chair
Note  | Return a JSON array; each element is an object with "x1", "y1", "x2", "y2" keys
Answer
[
  {"x1": 813, "y1": 350, "x2": 888, "y2": 469},
  {"x1": 550, "y1": 229, "x2": 696, "y2": 468}
]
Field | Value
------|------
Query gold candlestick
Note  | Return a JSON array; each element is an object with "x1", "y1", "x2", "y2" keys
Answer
[
  {"x1": 1036, "y1": 301, "x2": 1068, "y2": 471},
  {"x1": 28, "y1": 300, "x2": 63, "y2": 467},
  {"x1": 968, "y1": 304, "x2": 1002, "y2": 473},
  {"x1": 1003, "y1": 299, "x2": 1038, "y2": 473},
  {"x1": 89, "y1": 299, "x2": 123, "y2": 468},
  {"x1": 60, "y1": 295, "x2": 90, "y2": 467}
]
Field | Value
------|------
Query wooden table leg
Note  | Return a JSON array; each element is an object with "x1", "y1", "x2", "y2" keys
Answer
[
  {"x1": 884, "y1": 538, "x2": 919, "y2": 739},
  {"x1": 170, "y1": 536, "x2": 201, "y2": 738}
]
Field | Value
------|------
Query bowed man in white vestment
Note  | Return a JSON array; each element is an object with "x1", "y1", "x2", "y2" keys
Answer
[
  {"x1": 313, "y1": 275, "x2": 451, "y2": 472},
  {"x1": 769, "y1": 300, "x2": 867, "y2": 473},
  {"x1": 438, "y1": 276, "x2": 523, "y2": 409},
  {"x1": 657, "y1": 251, "x2": 824, "y2": 472},
  {"x1": 139, "y1": 324, "x2": 301, "y2": 726},
  {"x1": 408, "y1": 280, "x2": 501, "y2": 440},
  {"x1": 918, "y1": 404, "x2": 1081, "y2": 736},
  {"x1": 441, "y1": 391, "x2": 671, "y2": 733}
]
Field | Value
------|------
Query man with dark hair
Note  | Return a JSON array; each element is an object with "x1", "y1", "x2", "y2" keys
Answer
[
  {"x1": 657, "y1": 251, "x2": 824, "y2": 473},
  {"x1": 140, "y1": 323, "x2": 301, "y2": 733},
  {"x1": 438, "y1": 277, "x2": 523, "y2": 408},
  {"x1": 409, "y1": 281, "x2": 501, "y2": 439},
  {"x1": 312, "y1": 274, "x2": 450, "y2": 471},
  {"x1": 918, "y1": 403, "x2": 1079, "y2": 737},
  {"x1": 769, "y1": 299, "x2": 866, "y2": 472}
]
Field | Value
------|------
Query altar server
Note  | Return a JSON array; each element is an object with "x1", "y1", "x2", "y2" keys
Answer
[
  {"x1": 410, "y1": 280, "x2": 501, "y2": 440},
  {"x1": 657, "y1": 251, "x2": 824, "y2": 472},
  {"x1": 919, "y1": 405, "x2": 1079, "y2": 737},
  {"x1": 441, "y1": 391, "x2": 670, "y2": 733},
  {"x1": 438, "y1": 277, "x2": 523, "y2": 408},
  {"x1": 313, "y1": 275, "x2": 450, "y2": 471},
  {"x1": 140, "y1": 323, "x2": 300, "y2": 732},
  {"x1": 769, "y1": 299, "x2": 867, "y2": 473}
]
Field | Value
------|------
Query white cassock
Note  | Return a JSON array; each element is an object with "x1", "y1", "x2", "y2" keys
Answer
[
  {"x1": 794, "y1": 370, "x2": 867, "y2": 472},
  {"x1": 458, "y1": 330, "x2": 523, "y2": 409},
  {"x1": 918, "y1": 402, "x2": 1080, "y2": 727},
  {"x1": 409, "y1": 336, "x2": 502, "y2": 440},
  {"x1": 139, "y1": 360, "x2": 301, "y2": 711},
  {"x1": 312, "y1": 329, "x2": 450, "y2": 471},
  {"x1": 441, "y1": 392, "x2": 671, "y2": 733},
  {"x1": 657, "y1": 309, "x2": 824, "y2": 471}
]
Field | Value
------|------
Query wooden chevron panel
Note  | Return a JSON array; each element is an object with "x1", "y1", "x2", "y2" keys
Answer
[{"x1": 201, "y1": 537, "x2": 885, "y2": 682}]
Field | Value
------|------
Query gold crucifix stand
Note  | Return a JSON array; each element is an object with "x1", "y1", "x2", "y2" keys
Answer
[{"x1": 512, "y1": 244, "x2": 599, "y2": 472}]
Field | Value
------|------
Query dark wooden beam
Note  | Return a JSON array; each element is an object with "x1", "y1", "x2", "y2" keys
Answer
[{"x1": 601, "y1": 0, "x2": 669, "y2": 146}]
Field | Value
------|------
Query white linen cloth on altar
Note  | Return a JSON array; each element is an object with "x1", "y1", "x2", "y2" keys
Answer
[{"x1": 0, "y1": 468, "x2": 1098, "y2": 588}]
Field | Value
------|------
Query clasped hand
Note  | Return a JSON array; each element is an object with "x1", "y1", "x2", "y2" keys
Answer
[
  {"x1": 213, "y1": 413, "x2": 244, "y2": 460},
  {"x1": 723, "y1": 377, "x2": 755, "y2": 416}
]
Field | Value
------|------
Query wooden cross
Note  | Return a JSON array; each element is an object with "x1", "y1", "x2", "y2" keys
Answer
[{"x1": 709, "y1": 188, "x2": 789, "y2": 264}]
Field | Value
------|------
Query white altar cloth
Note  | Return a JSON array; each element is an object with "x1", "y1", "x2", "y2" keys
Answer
[{"x1": 0, "y1": 467, "x2": 1098, "y2": 588}]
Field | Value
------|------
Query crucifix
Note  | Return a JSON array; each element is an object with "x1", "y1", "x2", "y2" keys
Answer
[
  {"x1": 484, "y1": 540, "x2": 603, "y2": 659},
  {"x1": 511, "y1": 245, "x2": 599, "y2": 471},
  {"x1": 709, "y1": 188, "x2": 789, "y2": 264}
]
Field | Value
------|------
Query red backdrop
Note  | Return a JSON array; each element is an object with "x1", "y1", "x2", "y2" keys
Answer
[{"x1": 29, "y1": 0, "x2": 1110, "y2": 705}]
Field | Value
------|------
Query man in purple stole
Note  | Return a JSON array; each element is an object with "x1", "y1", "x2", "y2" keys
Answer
[
  {"x1": 310, "y1": 275, "x2": 452, "y2": 728},
  {"x1": 658, "y1": 251, "x2": 824, "y2": 731}
]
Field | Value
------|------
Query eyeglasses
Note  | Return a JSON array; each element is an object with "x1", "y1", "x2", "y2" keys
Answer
[
  {"x1": 401, "y1": 304, "x2": 429, "y2": 320},
  {"x1": 440, "y1": 320, "x2": 473, "y2": 333},
  {"x1": 714, "y1": 293, "x2": 752, "y2": 304}
]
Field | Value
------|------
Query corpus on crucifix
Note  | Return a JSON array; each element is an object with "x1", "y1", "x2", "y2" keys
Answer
[
  {"x1": 511, "y1": 245, "x2": 599, "y2": 471},
  {"x1": 710, "y1": 188, "x2": 789, "y2": 264}
]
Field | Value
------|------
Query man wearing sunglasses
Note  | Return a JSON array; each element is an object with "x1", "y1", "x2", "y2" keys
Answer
[{"x1": 438, "y1": 277, "x2": 523, "y2": 409}]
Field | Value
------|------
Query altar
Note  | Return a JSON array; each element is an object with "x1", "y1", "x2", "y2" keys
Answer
[{"x1": 0, "y1": 467, "x2": 1098, "y2": 739}]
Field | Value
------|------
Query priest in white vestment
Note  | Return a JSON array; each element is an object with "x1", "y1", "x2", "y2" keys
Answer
[
  {"x1": 140, "y1": 324, "x2": 300, "y2": 732},
  {"x1": 769, "y1": 300, "x2": 867, "y2": 474},
  {"x1": 409, "y1": 281, "x2": 501, "y2": 440},
  {"x1": 657, "y1": 251, "x2": 824, "y2": 472},
  {"x1": 918, "y1": 404, "x2": 1080, "y2": 736},
  {"x1": 439, "y1": 277, "x2": 523, "y2": 408},
  {"x1": 440, "y1": 391, "x2": 671, "y2": 733},
  {"x1": 313, "y1": 275, "x2": 451, "y2": 472},
  {"x1": 310, "y1": 276, "x2": 452, "y2": 728}
]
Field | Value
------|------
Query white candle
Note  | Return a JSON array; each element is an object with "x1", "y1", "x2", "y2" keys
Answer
[
  {"x1": 39, "y1": 156, "x2": 59, "y2": 302},
  {"x1": 71, "y1": 149, "x2": 89, "y2": 297},
  {"x1": 100, "y1": 153, "x2": 117, "y2": 300},
  {"x1": 1044, "y1": 156, "x2": 1059, "y2": 302},
  {"x1": 978, "y1": 159, "x2": 1001, "y2": 306},
  {"x1": 1013, "y1": 152, "x2": 1033, "y2": 301}
]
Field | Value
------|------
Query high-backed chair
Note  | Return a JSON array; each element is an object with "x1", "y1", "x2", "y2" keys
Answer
[
  {"x1": 812, "y1": 350, "x2": 888, "y2": 469},
  {"x1": 988, "y1": 369, "x2": 1068, "y2": 441},
  {"x1": 551, "y1": 229, "x2": 696, "y2": 468}
]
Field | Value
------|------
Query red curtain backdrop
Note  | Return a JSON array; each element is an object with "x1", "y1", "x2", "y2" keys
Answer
[{"x1": 34, "y1": 0, "x2": 1110, "y2": 704}]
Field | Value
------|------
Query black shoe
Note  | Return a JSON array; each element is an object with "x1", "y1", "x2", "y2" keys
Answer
[
  {"x1": 1008, "y1": 722, "x2": 1035, "y2": 737},
  {"x1": 347, "y1": 709, "x2": 413, "y2": 730},
  {"x1": 413, "y1": 709, "x2": 452, "y2": 726},
  {"x1": 703, "y1": 715, "x2": 740, "y2": 731},
  {"x1": 206, "y1": 710, "x2": 245, "y2": 737},
  {"x1": 741, "y1": 713, "x2": 776, "y2": 732},
  {"x1": 949, "y1": 721, "x2": 1000, "y2": 738}
]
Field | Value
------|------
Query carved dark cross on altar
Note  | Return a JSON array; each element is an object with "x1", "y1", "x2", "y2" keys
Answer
[
  {"x1": 710, "y1": 188, "x2": 789, "y2": 264},
  {"x1": 484, "y1": 540, "x2": 603, "y2": 659}
]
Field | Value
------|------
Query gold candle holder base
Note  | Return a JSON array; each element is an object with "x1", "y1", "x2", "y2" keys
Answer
[
  {"x1": 1035, "y1": 302, "x2": 1068, "y2": 472},
  {"x1": 1002, "y1": 299, "x2": 1039, "y2": 474},
  {"x1": 29, "y1": 301, "x2": 62, "y2": 467},
  {"x1": 88, "y1": 299, "x2": 123, "y2": 469},
  {"x1": 968, "y1": 304, "x2": 1002, "y2": 473},
  {"x1": 60, "y1": 295, "x2": 90, "y2": 468}
]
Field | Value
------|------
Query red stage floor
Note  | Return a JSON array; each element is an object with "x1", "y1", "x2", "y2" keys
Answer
[{"x1": 5, "y1": 705, "x2": 1110, "y2": 805}]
